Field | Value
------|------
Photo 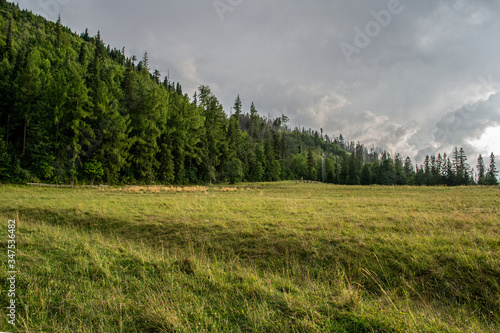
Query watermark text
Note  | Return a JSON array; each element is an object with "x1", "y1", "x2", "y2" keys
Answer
[{"x1": 6, "y1": 218, "x2": 17, "y2": 327}]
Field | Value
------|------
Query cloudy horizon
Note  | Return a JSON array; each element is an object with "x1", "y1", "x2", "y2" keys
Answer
[{"x1": 11, "y1": 0, "x2": 500, "y2": 165}]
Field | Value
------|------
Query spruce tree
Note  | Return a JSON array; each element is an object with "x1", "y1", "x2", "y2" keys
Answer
[
  {"x1": 55, "y1": 15, "x2": 62, "y2": 48},
  {"x1": 78, "y1": 43, "x2": 87, "y2": 66},
  {"x1": 233, "y1": 95, "x2": 242, "y2": 118},
  {"x1": 403, "y1": 156, "x2": 414, "y2": 178},
  {"x1": 486, "y1": 153, "x2": 498, "y2": 185},
  {"x1": 227, "y1": 96, "x2": 243, "y2": 161},
  {"x1": 2, "y1": 19, "x2": 13, "y2": 61},
  {"x1": 198, "y1": 85, "x2": 227, "y2": 183},
  {"x1": 250, "y1": 102, "x2": 260, "y2": 140},
  {"x1": 477, "y1": 154, "x2": 485, "y2": 185},
  {"x1": 360, "y1": 164, "x2": 371, "y2": 185},
  {"x1": 63, "y1": 60, "x2": 93, "y2": 186},
  {"x1": 307, "y1": 149, "x2": 315, "y2": 180},
  {"x1": 14, "y1": 48, "x2": 42, "y2": 156},
  {"x1": 394, "y1": 156, "x2": 406, "y2": 185}
]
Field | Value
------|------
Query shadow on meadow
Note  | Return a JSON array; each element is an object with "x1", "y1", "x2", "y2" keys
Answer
[
  {"x1": 5, "y1": 205, "x2": 499, "y2": 328},
  {"x1": 0, "y1": 207, "x2": 403, "y2": 332}
]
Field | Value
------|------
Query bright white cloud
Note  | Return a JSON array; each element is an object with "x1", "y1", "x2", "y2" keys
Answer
[{"x1": 468, "y1": 126, "x2": 500, "y2": 156}]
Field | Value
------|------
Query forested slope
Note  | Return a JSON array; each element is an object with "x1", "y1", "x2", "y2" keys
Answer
[
  {"x1": 0, "y1": 1, "x2": 349, "y2": 185},
  {"x1": 0, "y1": 1, "x2": 497, "y2": 186}
]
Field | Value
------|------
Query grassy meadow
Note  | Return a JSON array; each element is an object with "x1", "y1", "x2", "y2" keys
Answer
[{"x1": 0, "y1": 182, "x2": 499, "y2": 332}]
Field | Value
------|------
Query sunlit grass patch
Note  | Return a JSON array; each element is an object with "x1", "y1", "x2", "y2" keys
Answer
[{"x1": 0, "y1": 182, "x2": 498, "y2": 332}]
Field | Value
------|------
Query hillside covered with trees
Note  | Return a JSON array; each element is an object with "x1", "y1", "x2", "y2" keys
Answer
[{"x1": 0, "y1": 1, "x2": 497, "y2": 186}]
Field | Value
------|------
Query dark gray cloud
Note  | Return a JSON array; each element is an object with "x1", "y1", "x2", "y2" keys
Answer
[{"x1": 12, "y1": 0, "x2": 500, "y2": 163}]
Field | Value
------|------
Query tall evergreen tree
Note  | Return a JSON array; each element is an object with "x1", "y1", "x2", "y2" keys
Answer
[
  {"x1": 198, "y1": 85, "x2": 228, "y2": 183},
  {"x1": 227, "y1": 95, "x2": 243, "y2": 162},
  {"x1": 394, "y1": 155, "x2": 406, "y2": 185},
  {"x1": 307, "y1": 149, "x2": 315, "y2": 180},
  {"x1": 14, "y1": 48, "x2": 42, "y2": 156},
  {"x1": 486, "y1": 153, "x2": 498, "y2": 185},
  {"x1": 403, "y1": 156, "x2": 414, "y2": 178},
  {"x1": 477, "y1": 154, "x2": 486, "y2": 185},
  {"x1": 360, "y1": 163, "x2": 371, "y2": 185},
  {"x1": 1, "y1": 19, "x2": 13, "y2": 61},
  {"x1": 62, "y1": 60, "x2": 93, "y2": 185},
  {"x1": 250, "y1": 102, "x2": 260, "y2": 140}
]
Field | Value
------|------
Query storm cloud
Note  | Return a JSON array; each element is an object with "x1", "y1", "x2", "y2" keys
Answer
[{"x1": 13, "y1": 0, "x2": 500, "y2": 163}]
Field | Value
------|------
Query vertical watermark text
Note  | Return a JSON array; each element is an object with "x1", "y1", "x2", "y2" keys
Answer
[{"x1": 6, "y1": 218, "x2": 17, "y2": 327}]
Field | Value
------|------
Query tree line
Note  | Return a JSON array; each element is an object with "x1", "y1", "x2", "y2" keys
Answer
[
  {"x1": 328, "y1": 146, "x2": 498, "y2": 186},
  {"x1": 0, "y1": 2, "x2": 498, "y2": 186}
]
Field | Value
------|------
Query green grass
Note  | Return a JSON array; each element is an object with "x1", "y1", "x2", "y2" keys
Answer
[{"x1": 0, "y1": 182, "x2": 499, "y2": 332}]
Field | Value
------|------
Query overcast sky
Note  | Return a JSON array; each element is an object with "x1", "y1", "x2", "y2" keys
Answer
[{"x1": 12, "y1": 0, "x2": 500, "y2": 164}]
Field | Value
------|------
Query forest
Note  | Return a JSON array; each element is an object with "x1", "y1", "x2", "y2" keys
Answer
[{"x1": 0, "y1": 1, "x2": 498, "y2": 186}]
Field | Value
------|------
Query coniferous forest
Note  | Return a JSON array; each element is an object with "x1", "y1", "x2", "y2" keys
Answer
[{"x1": 0, "y1": 2, "x2": 498, "y2": 186}]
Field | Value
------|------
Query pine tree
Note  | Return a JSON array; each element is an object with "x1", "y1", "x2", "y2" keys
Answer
[
  {"x1": 152, "y1": 69, "x2": 161, "y2": 85},
  {"x1": 458, "y1": 147, "x2": 469, "y2": 185},
  {"x1": 394, "y1": 156, "x2": 406, "y2": 185},
  {"x1": 250, "y1": 102, "x2": 260, "y2": 140},
  {"x1": 81, "y1": 28, "x2": 90, "y2": 41},
  {"x1": 63, "y1": 60, "x2": 93, "y2": 186},
  {"x1": 14, "y1": 48, "x2": 42, "y2": 156},
  {"x1": 424, "y1": 155, "x2": 430, "y2": 175},
  {"x1": 360, "y1": 164, "x2": 371, "y2": 185},
  {"x1": 233, "y1": 95, "x2": 242, "y2": 118},
  {"x1": 446, "y1": 157, "x2": 455, "y2": 186},
  {"x1": 141, "y1": 51, "x2": 149, "y2": 73},
  {"x1": 2, "y1": 19, "x2": 13, "y2": 61},
  {"x1": 226, "y1": 158, "x2": 243, "y2": 184},
  {"x1": 95, "y1": 31, "x2": 105, "y2": 59},
  {"x1": 379, "y1": 157, "x2": 395, "y2": 185},
  {"x1": 198, "y1": 85, "x2": 228, "y2": 183},
  {"x1": 55, "y1": 15, "x2": 62, "y2": 48},
  {"x1": 192, "y1": 91, "x2": 197, "y2": 106},
  {"x1": 175, "y1": 82, "x2": 182, "y2": 95},
  {"x1": 346, "y1": 152, "x2": 360, "y2": 185},
  {"x1": 227, "y1": 96, "x2": 243, "y2": 162},
  {"x1": 477, "y1": 154, "x2": 485, "y2": 185},
  {"x1": 403, "y1": 156, "x2": 414, "y2": 178},
  {"x1": 78, "y1": 43, "x2": 87, "y2": 66},
  {"x1": 263, "y1": 129, "x2": 280, "y2": 181},
  {"x1": 486, "y1": 153, "x2": 498, "y2": 185},
  {"x1": 435, "y1": 154, "x2": 443, "y2": 184},
  {"x1": 157, "y1": 144, "x2": 175, "y2": 184},
  {"x1": 0, "y1": 135, "x2": 10, "y2": 180},
  {"x1": 248, "y1": 143, "x2": 265, "y2": 182},
  {"x1": 307, "y1": 149, "x2": 315, "y2": 180}
]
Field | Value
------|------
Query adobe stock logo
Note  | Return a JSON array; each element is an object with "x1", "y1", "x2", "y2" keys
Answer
[
  {"x1": 213, "y1": 0, "x2": 244, "y2": 22},
  {"x1": 340, "y1": 0, "x2": 412, "y2": 64},
  {"x1": 39, "y1": 0, "x2": 71, "y2": 20},
  {"x1": 463, "y1": 75, "x2": 500, "y2": 113}
]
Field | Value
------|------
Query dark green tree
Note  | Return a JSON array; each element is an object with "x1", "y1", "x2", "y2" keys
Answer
[
  {"x1": 250, "y1": 102, "x2": 260, "y2": 140},
  {"x1": 63, "y1": 60, "x2": 93, "y2": 186},
  {"x1": 226, "y1": 158, "x2": 243, "y2": 184},
  {"x1": 486, "y1": 153, "x2": 498, "y2": 185},
  {"x1": 198, "y1": 85, "x2": 228, "y2": 183},
  {"x1": 307, "y1": 149, "x2": 315, "y2": 180},
  {"x1": 477, "y1": 154, "x2": 485, "y2": 185},
  {"x1": 84, "y1": 158, "x2": 104, "y2": 186},
  {"x1": 394, "y1": 155, "x2": 406, "y2": 185},
  {"x1": 360, "y1": 164, "x2": 371, "y2": 185},
  {"x1": 14, "y1": 48, "x2": 42, "y2": 156}
]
